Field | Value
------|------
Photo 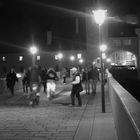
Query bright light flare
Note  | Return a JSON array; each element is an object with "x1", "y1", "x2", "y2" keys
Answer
[
  {"x1": 57, "y1": 53, "x2": 63, "y2": 59},
  {"x1": 100, "y1": 44, "x2": 107, "y2": 52},
  {"x1": 77, "y1": 53, "x2": 82, "y2": 59},
  {"x1": 102, "y1": 53, "x2": 106, "y2": 59},
  {"x1": 106, "y1": 58, "x2": 111, "y2": 63},
  {"x1": 93, "y1": 9, "x2": 107, "y2": 26},
  {"x1": 79, "y1": 59, "x2": 83, "y2": 63},
  {"x1": 16, "y1": 73, "x2": 22, "y2": 78},
  {"x1": 30, "y1": 46, "x2": 37, "y2": 54},
  {"x1": 70, "y1": 55, "x2": 75, "y2": 61}
]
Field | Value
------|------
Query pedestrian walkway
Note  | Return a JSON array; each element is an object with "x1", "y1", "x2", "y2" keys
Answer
[
  {"x1": 0, "y1": 80, "x2": 118, "y2": 140},
  {"x1": 0, "y1": 78, "x2": 72, "y2": 106},
  {"x1": 73, "y1": 83, "x2": 118, "y2": 140}
]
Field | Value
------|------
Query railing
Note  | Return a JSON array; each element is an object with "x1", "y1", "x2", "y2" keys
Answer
[{"x1": 107, "y1": 72, "x2": 140, "y2": 140}]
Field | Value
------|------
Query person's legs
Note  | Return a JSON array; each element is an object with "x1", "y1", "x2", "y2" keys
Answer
[
  {"x1": 90, "y1": 79, "x2": 94, "y2": 94},
  {"x1": 51, "y1": 81, "x2": 56, "y2": 98},
  {"x1": 46, "y1": 82, "x2": 51, "y2": 99},
  {"x1": 76, "y1": 91, "x2": 82, "y2": 106},
  {"x1": 43, "y1": 81, "x2": 46, "y2": 92},
  {"x1": 10, "y1": 86, "x2": 14, "y2": 96},
  {"x1": 71, "y1": 90, "x2": 75, "y2": 106},
  {"x1": 88, "y1": 80, "x2": 90, "y2": 94},
  {"x1": 63, "y1": 77, "x2": 66, "y2": 83},
  {"x1": 23, "y1": 82, "x2": 26, "y2": 93},
  {"x1": 25, "y1": 84, "x2": 28, "y2": 93},
  {"x1": 93, "y1": 80, "x2": 97, "y2": 94},
  {"x1": 84, "y1": 81, "x2": 88, "y2": 94}
]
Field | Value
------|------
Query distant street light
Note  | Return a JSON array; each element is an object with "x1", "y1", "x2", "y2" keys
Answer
[
  {"x1": 106, "y1": 58, "x2": 111, "y2": 63},
  {"x1": 70, "y1": 55, "x2": 75, "y2": 61},
  {"x1": 57, "y1": 53, "x2": 63, "y2": 60},
  {"x1": 56, "y1": 53, "x2": 63, "y2": 71},
  {"x1": 93, "y1": 9, "x2": 107, "y2": 113},
  {"x1": 30, "y1": 45, "x2": 38, "y2": 66},
  {"x1": 102, "y1": 52, "x2": 106, "y2": 59},
  {"x1": 79, "y1": 59, "x2": 84, "y2": 64},
  {"x1": 100, "y1": 44, "x2": 107, "y2": 52}
]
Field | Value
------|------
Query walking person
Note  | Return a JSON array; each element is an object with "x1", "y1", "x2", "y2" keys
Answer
[
  {"x1": 22, "y1": 69, "x2": 28, "y2": 94},
  {"x1": 70, "y1": 67, "x2": 82, "y2": 107},
  {"x1": 62, "y1": 67, "x2": 67, "y2": 84},
  {"x1": 25, "y1": 67, "x2": 32, "y2": 95},
  {"x1": 46, "y1": 67, "x2": 58, "y2": 100},
  {"x1": 40, "y1": 67, "x2": 47, "y2": 93},
  {"x1": 6, "y1": 67, "x2": 18, "y2": 96},
  {"x1": 81, "y1": 67, "x2": 89, "y2": 94},
  {"x1": 88, "y1": 64, "x2": 99, "y2": 94}
]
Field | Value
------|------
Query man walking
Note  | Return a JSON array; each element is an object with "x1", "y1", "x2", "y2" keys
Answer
[
  {"x1": 88, "y1": 64, "x2": 99, "y2": 94},
  {"x1": 70, "y1": 67, "x2": 82, "y2": 107}
]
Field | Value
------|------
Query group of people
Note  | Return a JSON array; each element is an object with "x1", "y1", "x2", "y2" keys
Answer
[
  {"x1": 5, "y1": 64, "x2": 99, "y2": 108},
  {"x1": 22, "y1": 65, "x2": 58, "y2": 99},
  {"x1": 81, "y1": 64, "x2": 99, "y2": 95},
  {"x1": 6, "y1": 65, "x2": 58, "y2": 100}
]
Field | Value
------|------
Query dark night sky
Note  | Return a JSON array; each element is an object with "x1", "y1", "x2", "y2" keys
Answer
[{"x1": 0, "y1": 0, "x2": 139, "y2": 53}]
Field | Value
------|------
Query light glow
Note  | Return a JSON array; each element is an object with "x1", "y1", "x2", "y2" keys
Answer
[
  {"x1": 102, "y1": 53, "x2": 106, "y2": 59},
  {"x1": 100, "y1": 44, "x2": 107, "y2": 52},
  {"x1": 106, "y1": 58, "x2": 111, "y2": 63},
  {"x1": 70, "y1": 55, "x2": 75, "y2": 61},
  {"x1": 30, "y1": 46, "x2": 37, "y2": 54},
  {"x1": 57, "y1": 53, "x2": 63, "y2": 59},
  {"x1": 77, "y1": 53, "x2": 82, "y2": 59},
  {"x1": 79, "y1": 59, "x2": 83, "y2": 63},
  {"x1": 93, "y1": 9, "x2": 107, "y2": 26}
]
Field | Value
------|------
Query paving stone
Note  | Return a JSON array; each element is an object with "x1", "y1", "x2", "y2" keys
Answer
[{"x1": 0, "y1": 81, "x2": 117, "y2": 140}]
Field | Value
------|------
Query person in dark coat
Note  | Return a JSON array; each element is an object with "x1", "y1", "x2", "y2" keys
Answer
[
  {"x1": 22, "y1": 69, "x2": 28, "y2": 94},
  {"x1": 40, "y1": 67, "x2": 47, "y2": 93},
  {"x1": 88, "y1": 65, "x2": 99, "y2": 94},
  {"x1": 70, "y1": 67, "x2": 82, "y2": 107},
  {"x1": 6, "y1": 68, "x2": 18, "y2": 96},
  {"x1": 62, "y1": 67, "x2": 68, "y2": 84}
]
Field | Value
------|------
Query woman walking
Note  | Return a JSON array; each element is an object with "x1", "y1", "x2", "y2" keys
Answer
[{"x1": 6, "y1": 68, "x2": 18, "y2": 96}]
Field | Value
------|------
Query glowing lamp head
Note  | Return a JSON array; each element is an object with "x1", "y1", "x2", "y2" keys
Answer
[
  {"x1": 106, "y1": 58, "x2": 111, "y2": 63},
  {"x1": 100, "y1": 44, "x2": 107, "y2": 52},
  {"x1": 79, "y1": 59, "x2": 83, "y2": 64},
  {"x1": 57, "y1": 53, "x2": 63, "y2": 59},
  {"x1": 93, "y1": 9, "x2": 107, "y2": 26},
  {"x1": 30, "y1": 46, "x2": 37, "y2": 54},
  {"x1": 70, "y1": 55, "x2": 75, "y2": 61}
]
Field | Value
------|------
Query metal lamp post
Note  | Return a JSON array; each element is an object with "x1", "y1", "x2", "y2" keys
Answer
[
  {"x1": 93, "y1": 9, "x2": 107, "y2": 113},
  {"x1": 30, "y1": 46, "x2": 38, "y2": 66},
  {"x1": 57, "y1": 53, "x2": 63, "y2": 71}
]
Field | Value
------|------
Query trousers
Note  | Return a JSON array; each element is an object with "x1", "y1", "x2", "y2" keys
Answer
[{"x1": 71, "y1": 89, "x2": 82, "y2": 106}]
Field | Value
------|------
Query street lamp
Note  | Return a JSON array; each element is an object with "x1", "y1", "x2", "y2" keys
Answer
[
  {"x1": 30, "y1": 45, "x2": 38, "y2": 66},
  {"x1": 93, "y1": 9, "x2": 107, "y2": 113},
  {"x1": 57, "y1": 53, "x2": 63, "y2": 60},
  {"x1": 79, "y1": 58, "x2": 84, "y2": 64},
  {"x1": 70, "y1": 55, "x2": 75, "y2": 61}
]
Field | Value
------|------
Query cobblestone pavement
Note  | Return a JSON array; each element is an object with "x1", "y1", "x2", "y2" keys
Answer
[{"x1": 0, "y1": 81, "x2": 91, "y2": 140}]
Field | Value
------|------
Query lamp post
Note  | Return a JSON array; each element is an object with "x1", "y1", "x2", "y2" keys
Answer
[
  {"x1": 93, "y1": 9, "x2": 107, "y2": 113},
  {"x1": 30, "y1": 46, "x2": 38, "y2": 66},
  {"x1": 57, "y1": 53, "x2": 63, "y2": 71}
]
